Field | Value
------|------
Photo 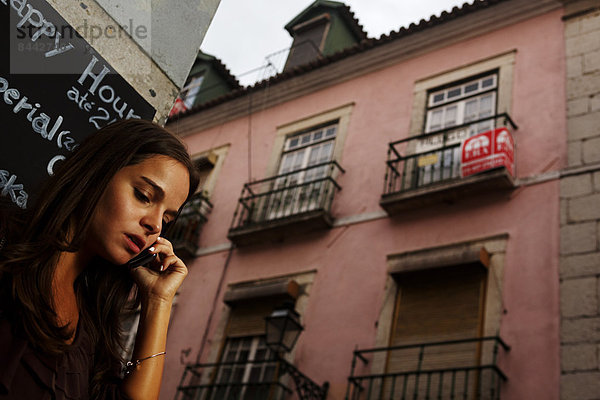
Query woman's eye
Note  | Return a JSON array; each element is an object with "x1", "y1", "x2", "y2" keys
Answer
[{"x1": 134, "y1": 189, "x2": 150, "y2": 203}]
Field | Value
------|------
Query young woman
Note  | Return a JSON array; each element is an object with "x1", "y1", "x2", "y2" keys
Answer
[{"x1": 0, "y1": 119, "x2": 199, "y2": 399}]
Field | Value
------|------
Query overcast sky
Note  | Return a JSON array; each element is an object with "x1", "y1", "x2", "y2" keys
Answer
[{"x1": 201, "y1": 0, "x2": 472, "y2": 86}]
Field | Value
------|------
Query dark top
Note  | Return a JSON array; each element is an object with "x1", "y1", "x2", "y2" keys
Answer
[{"x1": 0, "y1": 315, "x2": 126, "y2": 400}]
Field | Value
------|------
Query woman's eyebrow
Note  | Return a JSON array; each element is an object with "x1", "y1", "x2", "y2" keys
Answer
[
  {"x1": 142, "y1": 176, "x2": 165, "y2": 199},
  {"x1": 141, "y1": 176, "x2": 179, "y2": 219}
]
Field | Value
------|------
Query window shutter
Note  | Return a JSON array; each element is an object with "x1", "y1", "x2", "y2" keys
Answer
[
  {"x1": 226, "y1": 301, "x2": 280, "y2": 338},
  {"x1": 388, "y1": 265, "x2": 485, "y2": 372}
]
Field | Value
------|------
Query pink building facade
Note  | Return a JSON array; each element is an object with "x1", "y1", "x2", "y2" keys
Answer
[{"x1": 161, "y1": 1, "x2": 570, "y2": 399}]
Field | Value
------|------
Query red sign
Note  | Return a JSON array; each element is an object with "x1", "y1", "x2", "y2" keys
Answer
[
  {"x1": 168, "y1": 97, "x2": 188, "y2": 118},
  {"x1": 461, "y1": 128, "x2": 514, "y2": 177}
]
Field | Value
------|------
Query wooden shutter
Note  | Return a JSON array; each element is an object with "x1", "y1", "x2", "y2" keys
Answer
[
  {"x1": 224, "y1": 280, "x2": 300, "y2": 338},
  {"x1": 226, "y1": 300, "x2": 279, "y2": 338},
  {"x1": 389, "y1": 264, "x2": 485, "y2": 369},
  {"x1": 384, "y1": 265, "x2": 486, "y2": 399}
]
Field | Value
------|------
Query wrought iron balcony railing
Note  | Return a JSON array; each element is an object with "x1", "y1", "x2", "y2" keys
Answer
[
  {"x1": 382, "y1": 114, "x2": 518, "y2": 197},
  {"x1": 229, "y1": 161, "x2": 344, "y2": 237},
  {"x1": 176, "y1": 359, "x2": 295, "y2": 400},
  {"x1": 166, "y1": 192, "x2": 212, "y2": 257},
  {"x1": 345, "y1": 337, "x2": 510, "y2": 400}
]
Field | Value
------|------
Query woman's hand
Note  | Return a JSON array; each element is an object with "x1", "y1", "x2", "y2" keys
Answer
[{"x1": 130, "y1": 237, "x2": 187, "y2": 304}]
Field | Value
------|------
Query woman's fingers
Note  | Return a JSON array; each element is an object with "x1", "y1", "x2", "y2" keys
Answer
[
  {"x1": 158, "y1": 254, "x2": 184, "y2": 272},
  {"x1": 148, "y1": 237, "x2": 186, "y2": 273}
]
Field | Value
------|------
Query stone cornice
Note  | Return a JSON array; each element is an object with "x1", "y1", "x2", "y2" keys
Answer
[{"x1": 170, "y1": 0, "x2": 563, "y2": 136}]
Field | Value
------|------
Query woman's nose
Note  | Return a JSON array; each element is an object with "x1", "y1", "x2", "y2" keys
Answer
[{"x1": 141, "y1": 214, "x2": 161, "y2": 234}]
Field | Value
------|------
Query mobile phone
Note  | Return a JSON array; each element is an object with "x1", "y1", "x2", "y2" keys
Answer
[{"x1": 126, "y1": 248, "x2": 157, "y2": 268}]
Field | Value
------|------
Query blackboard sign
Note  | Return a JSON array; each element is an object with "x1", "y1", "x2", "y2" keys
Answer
[{"x1": 1, "y1": 0, "x2": 156, "y2": 209}]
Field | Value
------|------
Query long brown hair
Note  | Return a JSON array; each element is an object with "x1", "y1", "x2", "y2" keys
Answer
[{"x1": 0, "y1": 119, "x2": 199, "y2": 398}]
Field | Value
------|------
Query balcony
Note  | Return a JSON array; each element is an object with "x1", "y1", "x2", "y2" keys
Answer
[
  {"x1": 380, "y1": 114, "x2": 518, "y2": 215},
  {"x1": 345, "y1": 337, "x2": 509, "y2": 400},
  {"x1": 176, "y1": 359, "x2": 295, "y2": 400},
  {"x1": 228, "y1": 161, "x2": 345, "y2": 245},
  {"x1": 166, "y1": 192, "x2": 213, "y2": 257}
]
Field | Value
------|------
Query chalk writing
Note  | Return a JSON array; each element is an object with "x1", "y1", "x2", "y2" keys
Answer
[
  {"x1": 1, "y1": 0, "x2": 155, "y2": 206},
  {"x1": 1, "y1": 0, "x2": 74, "y2": 57},
  {"x1": 66, "y1": 55, "x2": 142, "y2": 129},
  {"x1": 0, "y1": 76, "x2": 77, "y2": 151},
  {"x1": 46, "y1": 154, "x2": 65, "y2": 175},
  {"x1": 0, "y1": 169, "x2": 28, "y2": 209}
]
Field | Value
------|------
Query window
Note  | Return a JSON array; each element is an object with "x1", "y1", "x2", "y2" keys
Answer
[
  {"x1": 190, "y1": 145, "x2": 229, "y2": 198},
  {"x1": 228, "y1": 103, "x2": 351, "y2": 235},
  {"x1": 209, "y1": 336, "x2": 277, "y2": 400},
  {"x1": 267, "y1": 122, "x2": 337, "y2": 219},
  {"x1": 383, "y1": 265, "x2": 487, "y2": 399},
  {"x1": 417, "y1": 73, "x2": 498, "y2": 186},
  {"x1": 391, "y1": 265, "x2": 485, "y2": 345},
  {"x1": 181, "y1": 74, "x2": 205, "y2": 109},
  {"x1": 362, "y1": 238, "x2": 509, "y2": 400},
  {"x1": 195, "y1": 156, "x2": 215, "y2": 193},
  {"x1": 285, "y1": 14, "x2": 330, "y2": 71},
  {"x1": 204, "y1": 299, "x2": 293, "y2": 400}
]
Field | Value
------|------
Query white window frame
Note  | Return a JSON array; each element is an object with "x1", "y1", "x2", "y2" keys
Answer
[
  {"x1": 212, "y1": 336, "x2": 277, "y2": 400},
  {"x1": 266, "y1": 123, "x2": 338, "y2": 219},
  {"x1": 402, "y1": 51, "x2": 516, "y2": 190},
  {"x1": 417, "y1": 72, "x2": 499, "y2": 186}
]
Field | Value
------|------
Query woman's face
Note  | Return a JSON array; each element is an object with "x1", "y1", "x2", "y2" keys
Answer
[{"x1": 84, "y1": 155, "x2": 190, "y2": 265}]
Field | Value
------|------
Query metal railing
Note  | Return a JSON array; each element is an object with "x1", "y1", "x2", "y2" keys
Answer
[
  {"x1": 345, "y1": 337, "x2": 510, "y2": 400},
  {"x1": 230, "y1": 161, "x2": 345, "y2": 231},
  {"x1": 383, "y1": 114, "x2": 518, "y2": 196},
  {"x1": 176, "y1": 359, "x2": 294, "y2": 400},
  {"x1": 166, "y1": 192, "x2": 212, "y2": 256}
]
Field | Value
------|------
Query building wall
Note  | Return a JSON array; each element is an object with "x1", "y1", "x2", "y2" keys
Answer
[
  {"x1": 559, "y1": 5, "x2": 600, "y2": 400},
  {"x1": 162, "y1": 9, "x2": 566, "y2": 400}
]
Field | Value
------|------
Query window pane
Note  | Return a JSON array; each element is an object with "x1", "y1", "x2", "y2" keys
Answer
[
  {"x1": 182, "y1": 75, "x2": 204, "y2": 108},
  {"x1": 482, "y1": 77, "x2": 495, "y2": 88},
  {"x1": 307, "y1": 145, "x2": 321, "y2": 166},
  {"x1": 254, "y1": 348, "x2": 267, "y2": 362},
  {"x1": 464, "y1": 82, "x2": 478, "y2": 93},
  {"x1": 239, "y1": 350, "x2": 249, "y2": 362},
  {"x1": 320, "y1": 142, "x2": 333, "y2": 163},
  {"x1": 464, "y1": 99, "x2": 478, "y2": 122},
  {"x1": 313, "y1": 130, "x2": 323, "y2": 141},
  {"x1": 248, "y1": 367, "x2": 262, "y2": 382},
  {"x1": 301, "y1": 134, "x2": 311, "y2": 144},
  {"x1": 429, "y1": 109, "x2": 443, "y2": 131},
  {"x1": 479, "y1": 94, "x2": 493, "y2": 117},
  {"x1": 279, "y1": 153, "x2": 294, "y2": 174},
  {"x1": 443, "y1": 105, "x2": 457, "y2": 127},
  {"x1": 232, "y1": 366, "x2": 245, "y2": 381},
  {"x1": 432, "y1": 92, "x2": 444, "y2": 104},
  {"x1": 447, "y1": 87, "x2": 461, "y2": 99},
  {"x1": 288, "y1": 137, "x2": 299, "y2": 149},
  {"x1": 325, "y1": 126, "x2": 336, "y2": 137},
  {"x1": 292, "y1": 150, "x2": 305, "y2": 170}
]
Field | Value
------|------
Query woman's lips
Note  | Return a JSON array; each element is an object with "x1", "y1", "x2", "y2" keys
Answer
[{"x1": 125, "y1": 234, "x2": 143, "y2": 253}]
